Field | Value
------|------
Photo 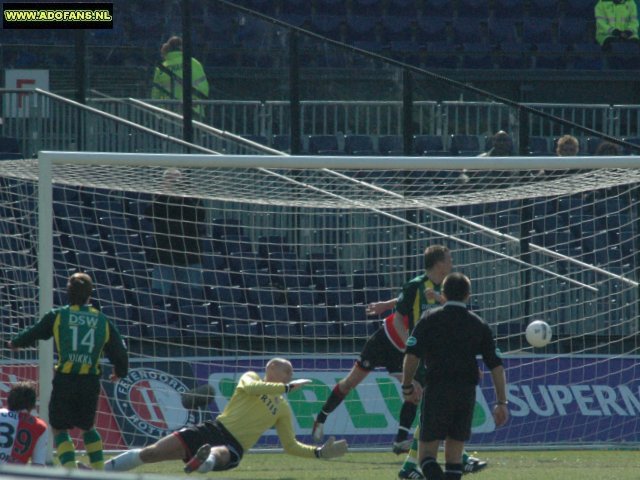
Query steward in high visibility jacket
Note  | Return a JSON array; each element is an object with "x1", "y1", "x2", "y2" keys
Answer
[
  {"x1": 595, "y1": 0, "x2": 640, "y2": 49},
  {"x1": 151, "y1": 36, "x2": 209, "y2": 119}
]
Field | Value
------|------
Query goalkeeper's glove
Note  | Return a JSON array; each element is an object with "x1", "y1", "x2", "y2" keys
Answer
[{"x1": 315, "y1": 436, "x2": 348, "y2": 459}]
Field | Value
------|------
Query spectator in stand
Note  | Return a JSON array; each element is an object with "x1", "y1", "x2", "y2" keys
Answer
[
  {"x1": 478, "y1": 130, "x2": 513, "y2": 157},
  {"x1": 146, "y1": 168, "x2": 205, "y2": 298},
  {"x1": 594, "y1": 140, "x2": 622, "y2": 155},
  {"x1": 595, "y1": 0, "x2": 640, "y2": 51},
  {"x1": 0, "y1": 382, "x2": 49, "y2": 466},
  {"x1": 556, "y1": 135, "x2": 580, "y2": 156},
  {"x1": 151, "y1": 36, "x2": 209, "y2": 119}
]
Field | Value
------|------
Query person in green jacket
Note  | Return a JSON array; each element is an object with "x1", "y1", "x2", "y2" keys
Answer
[
  {"x1": 151, "y1": 36, "x2": 210, "y2": 119},
  {"x1": 595, "y1": 0, "x2": 640, "y2": 50}
]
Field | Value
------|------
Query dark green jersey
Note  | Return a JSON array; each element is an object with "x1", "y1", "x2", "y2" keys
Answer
[
  {"x1": 395, "y1": 273, "x2": 442, "y2": 331},
  {"x1": 11, "y1": 304, "x2": 128, "y2": 377}
]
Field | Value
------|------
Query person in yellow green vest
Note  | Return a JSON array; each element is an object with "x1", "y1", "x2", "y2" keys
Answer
[
  {"x1": 595, "y1": 0, "x2": 640, "y2": 51},
  {"x1": 151, "y1": 36, "x2": 209, "y2": 119}
]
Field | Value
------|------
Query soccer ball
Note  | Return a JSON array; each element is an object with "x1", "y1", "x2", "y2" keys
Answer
[{"x1": 525, "y1": 320, "x2": 552, "y2": 348}]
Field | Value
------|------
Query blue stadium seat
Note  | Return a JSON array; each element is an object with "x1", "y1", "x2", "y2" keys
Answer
[
  {"x1": 296, "y1": 304, "x2": 328, "y2": 322},
  {"x1": 307, "y1": 135, "x2": 340, "y2": 155},
  {"x1": 424, "y1": 0, "x2": 453, "y2": 16},
  {"x1": 313, "y1": 270, "x2": 347, "y2": 290},
  {"x1": 344, "y1": 135, "x2": 375, "y2": 155},
  {"x1": 352, "y1": 269, "x2": 385, "y2": 289},
  {"x1": 324, "y1": 287, "x2": 354, "y2": 307},
  {"x1": 452, "y1": 20, "x2": 484, "y2": 44},
  {"x1": 228, "y1": 251, "x2": 262, "y2": 273},
  {"x1": 562, "y1": 0, "x2": 594, "y2": 19},
  {"x1": 263, "y1": 319, "x2": 300, "y2": 337},
  {"x1": 456, "y1": 0, "x2": 489, "y2": 18},
  {"x1": 94, "y1": 286, "x2": 128, "y2": 305},
  {"x1": 557, "y1": 19, "x2": 588, "y2": 45},
  {"x1": 522, "y1": 19, "x2": 555, "y2": 44},
  {"x1": 272, "y1": 134, "x2": 291, "y2": 153},
  {"x1": 378, "y1": 135, "x2": 403, "y2": 155},
  {"x1": 315, "y1": 0, "x2": 347, "y2": 16},
  {"x1": 267, "y1": 251, "x2": 299, "y2": 273},
  {"x1": 219, "y1": 235, "x2": 253, "y2": 256},
  {"x1": 460, "y1": 43, "x2": 494, "y2": 69},
  {"x1": 306, "y1": 252, "x2": 340, "y2": 274},
  {"x1": 487, "y1": 19, "x2": 519, "y2": 46},
  {"x1": 239, "y1": 268, "x2": 272, "y2": 289},
  {"x1": 286, "y1": 288, "x2": 318, "y2": 306},
  {"x1": 386, "y1": 0, "x2": 419, "y2": 17},
  {"x1": 529, "y1": 136, "x2": 550, "y2": 155},
  {"x1": 246, "y1": 287, "x2": 286, "y2": 306},
  {"x1": 423, "y1": 42, "x2": 459, "y2": 69},
  {"x1": 0, "y1": 136, "x2": 20, "y2": 154},
  {"x1": 211, "y1": 218, "x2": 242, "y2": 238},
  {"x1": 257, "y1": 235, "x2": 292, "y2": 258},
  {"x1": 416, "y1": 17, "x2": 448, "y2": 44},
  {"x1": 258, "y1": 304, "x2": 291, "y2": 322},
  {"x1": 607, "y1": 42, "x2": 640, "y2": 70},
  {"x1": 534, "y1": 43, "x2": 569, "y2": 69},
  {"x1": 205, "y1": 285, "x2": 243, "y2": 305},
  {"x1": 274, "y1": 269, "x2": 313, "y2": 289},
  {"x1": 202, "y1": 268, "x2": 233, "y2": 288},
  {"x1": 491, "y1": 0, "x2": 525, "y2": 19},
  {"x1": 221, "y1": 304, "x2": 261, "y2": 335},
  {"x1": 346, "y1": 16, "x2": 378, "y2": 41},
  {"x1": 311, "y1": 14, "x2": 343, "y2": 38},
  {"x1": 414, "y1": 135, "x2": 447, "y2": 155},
  {"x1": 449, "y1": 134, "x2": 481, "y2": 155},
  {"x1": 528, "y1": 0, "x2": 560, "y2": 18}
]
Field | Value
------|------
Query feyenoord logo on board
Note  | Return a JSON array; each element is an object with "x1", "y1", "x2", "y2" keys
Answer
[{"x1": 114, "y1": 367, "x2": 204, "y2": 438}]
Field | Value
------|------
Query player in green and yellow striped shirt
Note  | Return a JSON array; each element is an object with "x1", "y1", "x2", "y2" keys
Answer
[{"x1": 9, "y1": 272, "x2": 129, "y2": 470}]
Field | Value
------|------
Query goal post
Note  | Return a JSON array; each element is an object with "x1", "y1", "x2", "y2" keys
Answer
[{"x1": 1, "y1": 152, "x2": 639, "y2": 453}]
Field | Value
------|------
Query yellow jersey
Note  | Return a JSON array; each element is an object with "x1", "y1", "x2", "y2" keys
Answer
[{"x1": 217, "y1": 372, "x2": 316, "y2": 458}]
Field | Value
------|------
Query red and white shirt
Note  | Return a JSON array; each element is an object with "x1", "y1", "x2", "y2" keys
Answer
[
  {"x1": 383, "y1": 312, "x2": 410, "y2": 351},
  {"x1": 0, "y1": 408, "x2": 49, "y2": 465}
]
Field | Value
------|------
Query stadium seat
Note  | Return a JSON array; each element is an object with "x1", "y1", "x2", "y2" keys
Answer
[
  {"x1": 522, "y1": 19, "x2": 555, "y2": 44},
  {"x1": 460, "y1": 43, "x2": 494, "y2": 69},
  {"x1": 313, "y1": 270, "x2": 347, "y2": 290},
  {"x1": 271, "y1": 134, "x2": 291, "y2": 153},
  {"x1": 258, "y1": 304, "x2": 291, "y2": 322},
  {"x1": 246, "y1": 287, "x2": 286, "y2": 306},
  {"x1": 424, "y1": 0, "x2": 454, "y2": 17},
  {"x1": 267, "y1": 251, "x2": 299, "y2": 273},
  {"x1": 205, "y1": 285, "x2": 244, "y2": 305},
  {"x1": 607, "y1": 42, "x2": 640, "y2": 70},
  {"x1": 456, "y1": 0, "x2": 489, "y2": 18},
  {"x1": 239, "y1": 268, "x2": 272, "y2": 289},
  {"x1": 378, "y1": 135, "x2": 404, "y2": 155},
  {"x1": 557, "y1": 19, "x2": 588, "y2": 45},
  {"x1": 307, "y1": 135, "x2": 340, "y2": 155},
  {"x1": 0, "y1": 136, "x2": 20, "y2": 155},
  {"x1": 534, "y1": 43, "x2": 568, "y2": 69},
  {"x1": 528, "y1": 0, "x2": 560, "y2": 18},
  {"x1": 423, "y1": 42, "x2": 459, "y2": 69},
  {"x1": 286, "y1": 288, "x2": 318, "y2": 306},
  {"x1": 228, "y1": 251, "x2": 262, "y2": 273},
  {"x1": 324, "y1": 287, "x2": 354, "y2": 307},
  {"x1": 452, "y1": 19, "x2": 484, "y2": 44},
  {"x1": 274, "y1": 269, "x2": 313, "y2": 289},
  {"x1": 487, "y1": 19, "x2": 519, "y2": 46},
  {"x1": 263, "y1": 320, "x2": 301, "y2": 337},
  {"x1": 306, "y1": 252, "x2": 340, "y2": 275},
  {"x1": 219, "y1": 234, "x2": 253, "y2": 256},
  {"x1": 414, "y1": 135, "x2": 447, "y2": 155},
  {"x1": 311, "y1": 14, "x2": 343, "y2": 38},
  {"x1": 346, "y1": 16, "x2": 378, "y2": 41},
  {"x1": 491, "y1": 0, "x2": 525, "y2": 19},
  {"x1": 382, "y1": 17, "x2": 414, "y2": 42},
  {"x1": 449, "y1": 134, "x2": 481, "y2": 155},
  {"x1": 211, "y1": 218, "x2": 242, "y2": 238},
  {"x1": 257, "y1": 235, "x2": 292, "y2": 258},
  {"x1": 386, "y1": 0, "x2": 419, "y2": 17},
  {"x1": 562, "y1": 0, "x2": 594, "y2": 19},
  {"x1": 416, "y1": 17, "x2": 448, "y2": 44},
  {"x1": 344, "y1": 134, "x2": 375, "y2": 155},
  {"x1": 529, "y1": 136, "x2": 550, "y2": 155}
]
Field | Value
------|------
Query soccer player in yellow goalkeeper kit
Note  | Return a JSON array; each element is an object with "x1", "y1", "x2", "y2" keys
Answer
[{"x1": 104, "y1": 358, "x2": 348, "y2": 474}]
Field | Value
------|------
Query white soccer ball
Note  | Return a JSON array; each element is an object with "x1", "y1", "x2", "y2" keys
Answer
[{"x1": 525, "y1": 320, "x2": 552, "y2": 348}]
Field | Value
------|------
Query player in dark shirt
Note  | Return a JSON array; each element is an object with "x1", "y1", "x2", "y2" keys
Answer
[
  {"x1": 402, "y1": 272, "x2": 508, "y2": 480},
  {"x1": 9, "y1": 273, "x2": 129, "y2": 470}
]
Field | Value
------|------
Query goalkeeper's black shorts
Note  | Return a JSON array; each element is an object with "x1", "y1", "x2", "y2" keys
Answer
[{"x1": 175, "y1": 420, "x2": 244, "y2": 471}]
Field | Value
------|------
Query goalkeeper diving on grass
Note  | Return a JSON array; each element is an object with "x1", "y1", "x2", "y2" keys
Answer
[{"x1": 103, "y1": 358, "x2": 348, "y2": 474}]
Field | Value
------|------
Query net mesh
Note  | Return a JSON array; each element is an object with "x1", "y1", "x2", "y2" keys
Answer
[{"x1": 1, "y1": 156, "x2": 639, "y2": 451}]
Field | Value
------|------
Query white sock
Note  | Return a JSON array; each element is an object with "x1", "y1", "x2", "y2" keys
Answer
[
  {"x1": 197, "y1": 453, "x2": 217, "y2": 473},
  {"x1": 104, "y1": 449, "x2": 144, "y2": 471}
]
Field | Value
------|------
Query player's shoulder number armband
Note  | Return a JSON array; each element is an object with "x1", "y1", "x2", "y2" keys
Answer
[{"x1": 406, "y1": 336, "x2": 417, "y2": 347}]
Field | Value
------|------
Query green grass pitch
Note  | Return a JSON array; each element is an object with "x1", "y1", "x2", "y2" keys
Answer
[{"x1": 105, "y1": 449, "x2": 640, "y2": 480}]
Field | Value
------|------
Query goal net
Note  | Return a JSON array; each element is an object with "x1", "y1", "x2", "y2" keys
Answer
[{"x1": 1, "y1": 152, "x2": 639, "y2": 452}]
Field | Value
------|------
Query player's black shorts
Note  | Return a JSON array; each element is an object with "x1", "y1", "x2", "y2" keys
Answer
[
  {"x1": 419, "y1": 383, "x2": 476, "y2": 442},
  {"x1": 49, "y1": 373, "x2": 100, "y2": 431},
  {"x1": 357, "y1": 327, "x2": 404, "y2": 374},
  {"x1": 175, "y1": 420, "x2": 244, "y2": 471}
]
